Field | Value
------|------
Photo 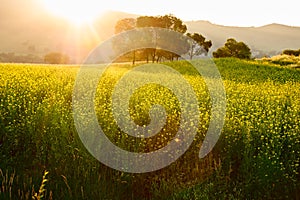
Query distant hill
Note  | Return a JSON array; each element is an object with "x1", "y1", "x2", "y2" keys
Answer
[
  {"x1": 0, "y1": 9, "x2": 300, "y2": 63},
  {"x1": 186, "y1": 21, "x2": 300, "y2": 57}
]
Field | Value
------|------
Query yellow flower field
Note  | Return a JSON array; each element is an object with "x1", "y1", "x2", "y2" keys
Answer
[{"x1": 0, "y1": 58, "x2": 299, "y2": 199}]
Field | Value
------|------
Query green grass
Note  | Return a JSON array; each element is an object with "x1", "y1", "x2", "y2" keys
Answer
[{"x1": 0, "y1": 58, "x2": 299, "y2": 199}]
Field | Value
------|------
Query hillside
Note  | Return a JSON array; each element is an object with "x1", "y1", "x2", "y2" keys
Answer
[{"x1": 186, "y1": 21, "x2": 300, "y2": 56}]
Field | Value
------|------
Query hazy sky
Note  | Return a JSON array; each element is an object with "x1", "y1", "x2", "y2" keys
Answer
[
  {"x1": 105, "y1": 0, "x2": 300, "y2": 27},
  {"x1": 1, "y1": 0, "x2": 300, "y2": 27}
]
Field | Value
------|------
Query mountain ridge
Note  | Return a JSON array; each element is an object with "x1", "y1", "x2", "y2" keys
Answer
[{"x1": 186, "y1": 20, "x2": 300, "y2": 28}]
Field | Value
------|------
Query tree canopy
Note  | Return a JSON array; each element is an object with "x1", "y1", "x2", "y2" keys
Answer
[
  {"x1": 114, "y1": 14, "x2": 212, "y2": 63},
  {"x1": 213, "y1": 38, "x2": 251, "y2": 59},
  {"x1": 282, "y1": 49, "x2": 300, "y2": 56},
  {"x1": 186, "y1": 33, "x2": 212, "y2": 59},
  {"x1": 114, "y1": 18, "x2": 136, "y2": 34},
  {"x1": 44, "y1": 52, "x2": 69, "y2": 64}
]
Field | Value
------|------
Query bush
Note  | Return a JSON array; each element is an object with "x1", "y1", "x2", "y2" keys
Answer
[{"x1": 44, "y1": 52, "x2": 69, "y2": 64}]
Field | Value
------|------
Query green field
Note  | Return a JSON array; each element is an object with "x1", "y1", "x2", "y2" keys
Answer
[{"x1": 0, "y1": 58, "x2": 299, "y2": 199}]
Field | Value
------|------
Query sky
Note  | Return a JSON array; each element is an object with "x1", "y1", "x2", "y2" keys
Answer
[
  {"x1": 39, "y1": 0, "x2": 300, "y2": 27},
  {"x1": 1, "y1": 0, "x2": 300, "y2": 27},
  {"x1": 104, "y1": 0, "x2": 300, "y2": 27}
]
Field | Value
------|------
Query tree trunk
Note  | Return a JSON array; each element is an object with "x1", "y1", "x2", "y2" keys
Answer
[
  {"x1": 190, "y1": 45, "x2": 194, "y2": 60},
  {"x1": 152, "y1": 49, "x2": 156, "y2": 63},
  {"x1": 132, "y1": 50, "x2": 136, "y2": 65},
  {"x1": 156, "y1": 56, "x2": 160, "y2": 63}
]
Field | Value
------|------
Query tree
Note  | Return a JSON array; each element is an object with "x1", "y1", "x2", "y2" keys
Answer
[
  {"x1": 159, "y1": 15, "x2": 188, "y2": 61},
  {"x1": 186, "y1": 33, "x2": 212, "y2": 59},
  {"x1": 136, "y1": 16, "x2": 163, "y2": 63},
  {"x1": 114, "y1": 18, "x2": 137, "y2": 64},
  {"x1": 213, "y1": 38, "x2": 251, "y2": 59},
  {"x1": 282, "y1": 49, "x2": 300, "y2": 56},
  {"x1": 44, "y1": 52, "x2": 69, "y2": 64},
  {"x1": 160, "y1": 14, "x2": 187, "y2": 33},
  {"x1": 136, "y1": 14, "x2": 188, "y2": 62},
  {"x1": 115, "y1": 14, "x2": 206, "y2": 63},
  {"x1": 114, "y1": 18, "x2": 136, "y2": 34}
]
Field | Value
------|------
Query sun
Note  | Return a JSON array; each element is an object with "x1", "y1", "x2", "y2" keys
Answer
[{"x1": 41, "y1": 0, "x2": 109, "y2": 25}]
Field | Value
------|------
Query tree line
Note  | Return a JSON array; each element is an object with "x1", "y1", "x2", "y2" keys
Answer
[
  {"x1": 114, "y1": 14, "x2": 213, "y2": 64},
  {"x1": 36, "y1": 14, "x2": 253, "y2": 65},
  {"x1": 282, "y1": 49, "x2": 300, "y2": 56},
  {"x1": 114, "y1": 14, "x2": 252, "y2": 64},
  {"x1": 0, "y1": 52, "x2": 43, "y2": 63}
]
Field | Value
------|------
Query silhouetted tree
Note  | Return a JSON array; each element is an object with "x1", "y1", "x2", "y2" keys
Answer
[
  {"x1": 114, "y1": 14, "x2": 215, "y2": 63},
  {"x1": 186, "y1": 33, "x2": 212, "y2": 59},
  {"x1": 136, "y1": 16, "x2": 162, "y2": 62},
  {"x1": 160, "y1": 15, "x2": 187, "y2": 33},
  {"x1": 213, "y1": 38, "x2": 251, "y2": 59},
  {"x1": 44, "y1": 52, "x2": 69, "y2": 64},
  {"x1": 115, "y1": 18, "x2": 136, "y2": 34},
  {"x1": 136, "y1": 14, "x2": 188, "y2": 62},
  {"x1": 114, "y1": 18, "x2": 137, "y2": 64}
]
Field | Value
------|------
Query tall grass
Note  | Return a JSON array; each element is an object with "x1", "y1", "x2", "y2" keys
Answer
[{"x1": 0, "y1": 59, "x2": 299, "y2": 199}]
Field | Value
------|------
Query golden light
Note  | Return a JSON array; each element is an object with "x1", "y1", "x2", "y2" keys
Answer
[{"x1": 41, "y1": 0, "x2": 109, "y2": 25}]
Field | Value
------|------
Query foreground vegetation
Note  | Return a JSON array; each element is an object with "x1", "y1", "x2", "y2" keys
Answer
[{"x1": 0, "y1": 58, "x2": 299, "y2": 199}]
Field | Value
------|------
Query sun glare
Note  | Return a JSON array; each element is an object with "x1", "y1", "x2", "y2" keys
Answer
[{"x1": 42, "y1": 1, "x2": 108, "y2": 25}]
